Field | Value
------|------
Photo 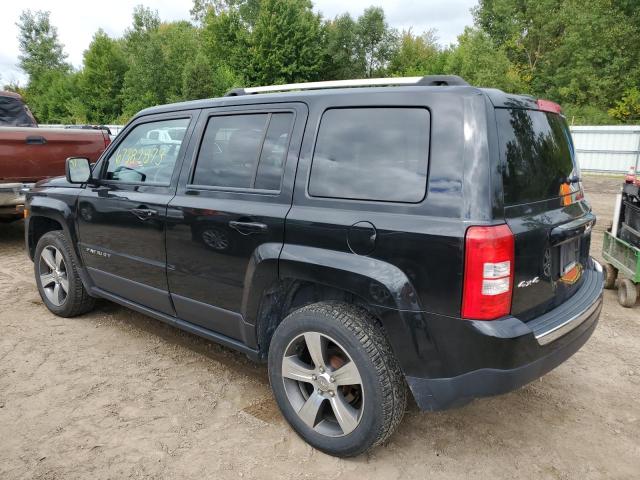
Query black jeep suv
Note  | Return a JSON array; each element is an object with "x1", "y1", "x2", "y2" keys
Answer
[{"x1": 25, "y1": 75, "x2": 603, "y2": 457}]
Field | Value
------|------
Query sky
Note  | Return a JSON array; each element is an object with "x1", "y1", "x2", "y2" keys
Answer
[{"x1": 0, "y1": 0, "x2": 477, "y2": 85}]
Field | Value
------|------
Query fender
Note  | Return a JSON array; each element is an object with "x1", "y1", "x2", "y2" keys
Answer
[
  {"x1": 27, "y1": 193, "x2": 95, "y2": 293},
  {"x1": 278, "y1": 244, "x2": 423, "y2": 312}
]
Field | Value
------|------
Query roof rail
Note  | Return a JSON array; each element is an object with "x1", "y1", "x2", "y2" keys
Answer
[{"x1": 225, "y1": 75, "x2": 469, "y2": 96}]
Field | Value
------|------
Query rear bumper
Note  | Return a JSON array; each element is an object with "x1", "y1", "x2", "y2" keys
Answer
[{"x1": 407, "y1": 259, "x2": 603, "y2": 411}]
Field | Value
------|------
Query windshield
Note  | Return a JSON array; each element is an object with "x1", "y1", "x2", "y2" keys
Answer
[{"x1": 497, "y1": 108, "x2": 579, "y2": 206}]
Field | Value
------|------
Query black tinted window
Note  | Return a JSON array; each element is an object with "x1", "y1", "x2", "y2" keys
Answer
[
  {"x1": 309, "y1": 108, "x2": 429, "y2": 202},
  {"x1": 497, "y1": 109, "x2": 579, "y2": 205},
  {"x1": 105, "y1": 118, "x2": 189, "y2": 184},
  {"x1": 193, "y1": 113, "x2": 293, "y2": 190}
]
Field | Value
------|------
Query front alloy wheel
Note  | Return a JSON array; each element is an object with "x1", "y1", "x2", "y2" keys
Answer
[
  {"x1": 34, "y1": 231, "x2": 95, "y2": 317},
  {"x1": 38, "y1": 245, "x2": 69, "y2": 306}
]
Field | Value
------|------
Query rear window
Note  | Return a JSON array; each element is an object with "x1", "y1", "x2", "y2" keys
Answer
[
  {"x1": 497, "y1": 109, "x2": 579, "y2": 206},
  {"x1": 309, "y1": 108, "x2": 429, "y2": 203}
]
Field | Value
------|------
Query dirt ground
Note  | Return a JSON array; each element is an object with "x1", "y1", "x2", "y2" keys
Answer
[{"x1": 1, "y1": 175, "x2": 639, "y2": 479}]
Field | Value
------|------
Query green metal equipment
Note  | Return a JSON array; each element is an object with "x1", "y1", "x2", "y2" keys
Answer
[{"x1": 602, "y1": 181, "x2": 640, "y2": 307}]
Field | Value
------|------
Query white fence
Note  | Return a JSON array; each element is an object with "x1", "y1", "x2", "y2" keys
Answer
[
  {"x1": 41, "y1": 123, "x2": 640, "y2": 174},
  {"x1": 570, "y1": 125, "x2": 640, "y2": 174}
]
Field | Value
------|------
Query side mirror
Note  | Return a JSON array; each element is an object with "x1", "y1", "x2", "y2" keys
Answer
[{"x1": 66, "y1": 157, "x2": 92, "y2": 184}]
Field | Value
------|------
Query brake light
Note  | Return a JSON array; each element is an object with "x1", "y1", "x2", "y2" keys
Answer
[
  {"x1": 537, "y1": 99, "x2": 562, "y2": 114},
  {"x1": 462, "y1": 224, "x2": 514, "y2": 320}
]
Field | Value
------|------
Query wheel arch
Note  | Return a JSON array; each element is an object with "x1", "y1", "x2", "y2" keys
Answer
[{"x1": 241, "y1": 244, "x2": 428, "y2": 370}]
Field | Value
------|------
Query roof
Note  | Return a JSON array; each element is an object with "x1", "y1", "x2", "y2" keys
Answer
[
  {"x1": 135, "y1": 75, "x2": 540, "y2": 118},
  {"x1": 0, "y1": 91, "x2": 24, "y2": 100}
]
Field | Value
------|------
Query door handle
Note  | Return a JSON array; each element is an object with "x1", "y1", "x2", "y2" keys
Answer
[
  {"x1": 228, "y1": 220, "x2": 268, "y2": 234},
  {"x1": 25, "y1": 135, "x2": 47, "y2": 145},
  {"x1": 130, "y1": 208, "x2": 158, "y2": 221}
]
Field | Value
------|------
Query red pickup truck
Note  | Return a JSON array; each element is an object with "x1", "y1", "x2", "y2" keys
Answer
[{"x1": 0, "y1": 91, "x2": 110, "y2": 221}]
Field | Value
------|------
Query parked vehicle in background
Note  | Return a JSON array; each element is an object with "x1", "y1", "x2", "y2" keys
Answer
[
  {"x1": 0, "y1": 91, "x2": 110, "y2": 221},
  {"x1": 25, "y1": 76, "x2": 603, "y2": 457}
]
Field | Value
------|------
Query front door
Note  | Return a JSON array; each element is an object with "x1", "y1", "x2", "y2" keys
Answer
[
  {"x1": 77, "y1": 114, "x2": 197, "y2": 315},
  {"x1": 166, "y1": 103, "x2": 307, "y2": 341}
]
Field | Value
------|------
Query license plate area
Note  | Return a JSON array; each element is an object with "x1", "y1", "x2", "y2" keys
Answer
[{"x1": 560, "y1": 237, "x2": 581, "y2": 276}]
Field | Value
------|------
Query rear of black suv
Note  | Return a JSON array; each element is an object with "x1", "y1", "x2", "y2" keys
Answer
[{"x1": 406, "y1": 92, "x2": 603, "y2": 411}]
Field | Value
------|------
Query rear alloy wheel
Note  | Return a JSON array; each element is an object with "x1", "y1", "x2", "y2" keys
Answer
[
  {"x1": 618, "y1": 278, "x2": 638, "y2": 308},
  {"x1": 281, "y1": 332, "x2": 364, "y2": 437},
  {"x1": 268, "y1": 302, "x2": 406, "y2": 457}
]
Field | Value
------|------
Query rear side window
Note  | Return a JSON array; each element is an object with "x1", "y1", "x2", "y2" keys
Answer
[
  {"x1": 309, "y1": 108, "x2": 430, "y2": 203},
  {"x1": 497, "y1": 109, "x2": 579, "y2": 206},
  {"x1": 192, "y1": 112, "x2": 294, "y2": 190}
]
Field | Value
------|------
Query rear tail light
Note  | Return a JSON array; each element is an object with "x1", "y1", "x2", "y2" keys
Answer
[{"x1": 462, "y1": 224, "x2": 515, "y2": 320}]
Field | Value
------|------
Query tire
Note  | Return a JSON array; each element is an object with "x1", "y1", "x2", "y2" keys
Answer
[
  {"x1": 617, "y1": 278, "x2": 638, "y2": 308},
  {"x1": 268, "y1": 302, "x2": 406, "y2": 457},
  {"x1": 34, "y1": 231, "x2": 95, "y2": 317},
  {"x1": 603, "y1": 263, "x2": 618, "y2": 290}
]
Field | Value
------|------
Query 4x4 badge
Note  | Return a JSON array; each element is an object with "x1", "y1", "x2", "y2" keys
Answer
[{"x1": 518, "y1": 277, "x2": 540, "y2": 288}]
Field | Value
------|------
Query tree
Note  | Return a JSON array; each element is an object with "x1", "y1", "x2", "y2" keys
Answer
[
  {"x1": 535, "y1": 0, "x2": 640, "y2": 116},
  {"x1": 323, "y1": 14, "x2": 364, "y2": 79},
  {"x1": 389, "y1": 29, "x2": 444, "y2": 76},
  {"x1": 15, "y1": 9, "x2": 75, "y2": 122},
  {"x1": 356, "y1": 7, "x2": 398, "y2": 77},
  {"x1": 444, "y1": 27, "x2": 524, "y2": 92},
  {"x1": 473, "y1": 0, "x2": 564, "y2": 87},
  {"x1": 201, "y1": 8, "x2": 250, "y2": 79},
  {"x1": 78, "y1": 30, "x2": 127, "y2": 123},
  {"x1": 16, "y1": 10, "x2": 69, "y2": 81},
  {"x1": 157, "y1": 21, "x2": 199, "y2": 103},
  {"x1": 248, "y1": 0, "x2": 324, "y2": 85},
  {"x1": 182, "y1": 51, "x2": 216, "y2": 99},
  {"x1": 609, "y1": 88, "x2": 640, "y2": 123},
  {"x1": 120, "y1": 6, "x2": 166, "y2": 117}
]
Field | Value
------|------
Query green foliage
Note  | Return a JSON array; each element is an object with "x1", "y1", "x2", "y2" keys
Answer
[
  {"x1": 16, "y1": 10, "x2": 69, "y2": 81},
  {"x1": 474, "y1": 0, "x2": 640, "y2": 123},
  {"x1": 323, "y1": 14, "x2": 363, "y2": 79},
  {"x1": 201, "y1": 8, "x2": 250, "y2": 78},
  {"x1": 78, "y1": 30, "x2": 127, "y2": 123},
  {"x1": 356, "y1": 7, "x2": 398, "y2": 78},
  {"x1": 444, "y1": 27, "x2": 524, "y2": 92},
  {"x1": 248, "y1": 0, "x2": 324, "y2": 84},
  {"x1": 389, "y1": 30, "x2": 443, "y2": 76},
  {"x1": 13, "y1": 1, "x2": 640, "y2": 125},
  {"x1": 609, "y1": 88, "x2": 640, "y2": 123},
  {"x1": 27, "y1": 70, "x2": 82, "y2": 124},
  {"x1": 182, "y1": 51, "x2": 216, "y2": 100}
]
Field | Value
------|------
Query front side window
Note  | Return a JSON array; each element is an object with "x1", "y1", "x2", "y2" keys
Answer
[
  {"x1": 309, "y1": 108, "x2": 430, "y2": 203},
  {"x1": 192, "y1": 112, "x2": 294, "y2": 191},
  {"x1": 104, "y1": 118, "x2": 190, "y2": 184}
]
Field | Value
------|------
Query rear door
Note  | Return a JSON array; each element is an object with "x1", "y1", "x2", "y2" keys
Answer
[
  {"x1": 165, "y1": 103, "x2": 307, "y2": 341},
  {"x1": 496, "y1": 107, "x2": 594, "y2": 321}
]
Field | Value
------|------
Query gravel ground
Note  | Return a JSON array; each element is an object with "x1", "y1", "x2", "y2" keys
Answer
[{"x1": 0, "y1": 175, "x2": 639, "y2": 479}]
